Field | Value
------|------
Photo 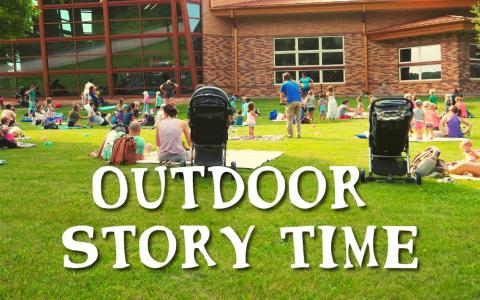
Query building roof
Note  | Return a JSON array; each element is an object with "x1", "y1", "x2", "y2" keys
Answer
[
  {"x1": 210, "y1": 0, "x2": 475, "y2": 16},
  {"x1": 367, "y1": 15, "x2": 473, "y2": 40}
]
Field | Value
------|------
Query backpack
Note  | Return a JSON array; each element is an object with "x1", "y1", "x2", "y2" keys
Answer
[
  {"x1": 44, "y1": 123, "x2": 58, "y2": 130},
  {"x1": 269, "y1": 109, "x2": 278, "y2": 120},
  {"x1": 109, "y1": 136, "x2": 137, "y2": 165},
  {"x1": 410, "y1": 146, "x2": 442, "y2": 177}
]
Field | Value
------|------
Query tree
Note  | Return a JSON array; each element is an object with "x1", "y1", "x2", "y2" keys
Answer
[
  {"x1": 0, "y1": 0, "x2": 38, "y2": 40},
  {"x1": 473, "y1": 1, "x2": 480, "y2": 43}
]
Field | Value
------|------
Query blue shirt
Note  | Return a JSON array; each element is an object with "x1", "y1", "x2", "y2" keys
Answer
[
  {"x1": 300, "y1": 77, "x2": 312, "y2": 89},
  {"x1": 123, "y1": 112, "x2": 133, "y2": 126},
  {"x1": 280, "y1": 81, "x2": 301, "y2": 103}
]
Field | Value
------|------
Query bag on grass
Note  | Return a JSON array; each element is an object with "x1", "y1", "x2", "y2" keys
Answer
[
  {"x1": 109, "y1": 136, "x2": 137, "y2": 165},
  {"x1": 269, "y1": 109, "x2": 278, "y2": 120},
  {"x1": 43, "y1": 123, "x2": 58, "y2": 130},
  {"x1": 410, "y1": 146, "x2": 441, "y2": 177}
]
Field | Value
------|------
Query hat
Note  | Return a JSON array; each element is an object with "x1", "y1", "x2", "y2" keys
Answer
[{"x1": 415, "y1": 100, "x2": 422, "y2": 106}]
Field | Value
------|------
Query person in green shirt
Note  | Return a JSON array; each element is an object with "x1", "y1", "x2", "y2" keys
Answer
[
  {"x1": 299, "y1": 72, "x2": 314, "y2": 97},
  {"x1": 428, "y1": 89, "x2": 438, "y2": 105},
  {"x1": 100, "y1": 121, "x2": 145, "y2": 161},
  {"x1": 28, "y1": 84, "x2": 37, "y2": 102}
]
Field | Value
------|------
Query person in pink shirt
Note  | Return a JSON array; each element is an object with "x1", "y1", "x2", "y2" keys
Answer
[
  {"x1": 455, "y1": 96, "x2": 468, "y2": 118},
  {"x1": 142, "y1": 91, "x2": 150, "y2": 115},
  {"x1": 423, "y1": 101, "x2": 435, "y2": 140},
  {"x1": 430, "y1": 103, "x2": 441, "y2": 131}
]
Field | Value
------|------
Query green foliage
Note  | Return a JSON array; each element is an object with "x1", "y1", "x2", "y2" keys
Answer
[
  {"x1": 0, "y1": 0, "x2": 38, "y2": 40},
  {"x1": 472, "y1": 1, "x2": 480, "y2": 43}
]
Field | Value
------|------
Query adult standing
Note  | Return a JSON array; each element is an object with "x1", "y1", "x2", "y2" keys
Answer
[
  {"x1": 160, "y1": 79, "x2": 179, "y2": 106},
  {"x1": 326, "y1": 86, "x2": 338, "y2": 120},
  {"x1": 299, "y1": 72, "x2": 314, "y2": 97},
  {"x1": 155, "y1": 104, "x2": 191, "y2": 162},
  {"x1": 280, "y1": 72, "x2": 302, "y2": 138}
]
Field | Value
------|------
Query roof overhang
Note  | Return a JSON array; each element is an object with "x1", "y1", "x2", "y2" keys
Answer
[
  {"x1": 367, "y1": 16, "x2": 474, "y2": 41},
  {"x1": 210, "y1": 0, "x2": 475, "y2": 17}
]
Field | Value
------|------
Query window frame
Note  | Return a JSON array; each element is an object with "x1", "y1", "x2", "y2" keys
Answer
[
  {"x1": 273, "y1": 69, "x2": 345, "y2": 85},
  {"x1": 469, "y1": 43, "x2": 480, "y2": 80},
  {"x1": 399, "y1": 64, "x2": 442, "y2": 82},
  {"x1": 398, "y1": 44, "x2": 442, "y2": 82},
  {"x1": 273, "y1": 36, "x2": 344, "y2": 68},
  {"x1": 398, "y1": 44, "x2": 441, "y2": 64}
]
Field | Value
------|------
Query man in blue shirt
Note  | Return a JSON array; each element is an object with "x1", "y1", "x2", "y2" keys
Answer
[
  {"x1": 299, "y1": 72, "x2": 313, "y2": 97},
  {"x1": 280, "y1": 72, "x2": 302, "y2": 138}
]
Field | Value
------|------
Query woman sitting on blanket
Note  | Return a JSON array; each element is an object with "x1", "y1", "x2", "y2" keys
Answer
[
  {"x1": 439, "y1": 106, "x2": 472, "y2": 138},
  {"x1": 0, "y1": 117, "x2": 17, "y2": 148},
  {"x1": 155, "y1": 104, "x2": 191, "y2": 163},
  {"x1": 448, "y1": 139, "x2": 480, "y2": 177},
  {"x1": 68, "y1": 104, "x2": 87, "y2": 127}
]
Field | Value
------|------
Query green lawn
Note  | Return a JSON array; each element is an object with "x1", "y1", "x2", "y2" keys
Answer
[{"x1": 0, "y1": 98, "x2": 479, "y2": 299}]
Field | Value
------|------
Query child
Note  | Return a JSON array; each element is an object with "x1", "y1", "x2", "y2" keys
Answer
[
  {"x1": 455, "y1": 96, "x2": 468, "y2": 118},
  {"x1": 155, "y1": 91, "x2": 162, "y2": 110},
  {"x1": 28, "y1": 95, "x2": 37, "y2": 118},
  {"x1": 123, "y1": 104, "x2": 134, "y2": 126},
  {"x1": 318, "y1": 92, "x2": 327, "y2": 121},
  {"x1": 45, "y1": 98, "x2": 55, "y2": 119},
  {"x1": 142, "y1": 91, "x2": 150, "y2": 115},
  {"x1": 428, "y1": 89, "x2": 438, "y2": 105},
  {"x1": 460, "y1": 139, "x2": 480, "y2": 162},
  {"x1": 356, "y1": 95, "x2": 363, "y2": 116},
  {"x1": 306, "y1": 90, "x2": 315, "y2": 123},
  {"x1": 234, "y1": 110, "x2": 243, "y2": 126},
  {"x1": 116, "y1": 99, "x2": 124, "y2": 125},
  {"x1": 246, "y1": 102, "x2": 258, "y2": 139},
  {"x1": 430, "y1": 103, "x2": 440, "y2": 131},
  {"x1": 412, "y1": 100, "x2": 425, "y2": 140},
  {"x1": 444, "y1": 94, "x2": 452, "y2": 113},
  {"x1": 133, "y1": 101, "x2": 140, "y2": 119},
  {"x1": 87, "y1": 101, "x2": 96, "y2": 127},
  {"x1": 423, "y1": 101, "x2": 434, "y2": 140},
  {"x1": 241, "y1": 97, "x2": 250, "y2": 119}
]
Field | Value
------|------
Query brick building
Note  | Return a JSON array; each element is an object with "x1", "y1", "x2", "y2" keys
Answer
[{"x1": 202, "y1": 0, "x2": 480, "y2": 97}]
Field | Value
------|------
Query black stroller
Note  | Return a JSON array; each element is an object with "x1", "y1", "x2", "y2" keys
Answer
[
  {"x1": 188, "y1": 86, "x2": 236, "y2": 169},
  {"x1": 361, "y1": 98, "x2": 421, "y2": 184}
]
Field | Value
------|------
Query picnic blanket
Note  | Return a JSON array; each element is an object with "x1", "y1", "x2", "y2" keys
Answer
[
  {"x1": 16, "y1": 142, "x2": 36, "y2": 148},
  {"x1": 409, "y1": 137, "x2": 465, "y2": 143},
  {"x1": 449, "y1": 174, "x2": 480, "y2": 181},
  {"x1": 98, "y1": 105, "x2": 116, "y2": 111},
  {"x1": 58, "y1": 125, "x2": 92, "y2": 130},
  {"x1": 229, "y1": 135, "x2": 284, "y2": 141},
  {"x1": 137, "y1": 150, "x2": 284, "y2": 169}
]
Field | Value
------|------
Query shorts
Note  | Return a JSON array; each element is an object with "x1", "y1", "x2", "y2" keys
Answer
[
  {"x1": 307, "y1": 107, "x2": 315, "y2": 112},
  {"x1": 247, "y1": 122, "x2": 256, "y2": 127},
  {"x1": 425, "y1": 123, "x2": 433, "y2": 128},
  {"x1": 67, "y1": 120, "x2": 76, "y2": 127},
  {"x1": 319, "y1": 109, "x2": 327, "y2": 116},
  {"x1": 158, "y1": 151, "x2": 188, "y2": 163},
  {"x1": 415, "y1": 121, "x2": 425, "y2": 130},
  {"x1": 301, "y1": 88, "x2": 310, "y2": 97}
]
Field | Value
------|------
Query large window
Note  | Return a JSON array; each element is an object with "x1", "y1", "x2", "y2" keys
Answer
[
  {"x1": 470, "y1": 44, "x2": 480, "y2": 79},
  {"x1": 273, "y1": 37, "x2": 344, "y2": 84},
  {"x1": 44, "y1": 8, "x2": 104, "y2": 37},
  {"x1": 399, "y1": 44, "x2": 441, "y2": 81}
]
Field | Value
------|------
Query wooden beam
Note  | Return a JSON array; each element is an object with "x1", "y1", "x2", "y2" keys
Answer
[
  {"x1": 368, "y1": 23, "x2": 473, "y2": 41},
  {"x1": 210, "y1": 0, "x2": 474, "y2": 17}
]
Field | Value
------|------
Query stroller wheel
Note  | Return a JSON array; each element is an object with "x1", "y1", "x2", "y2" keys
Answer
[
  {"x1": 359, "y1": 170, "x2": 366, "y2": 183},
  {"x1": 415, "y1": 172, "x2": 422, "y2": 185},
  {"x1": 230, "y1": 161, "x2": 237, "y2": 171}
]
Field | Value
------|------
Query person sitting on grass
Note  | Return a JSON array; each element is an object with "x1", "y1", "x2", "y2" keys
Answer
[
  {"x1": 440, "y1": 106, "x2": 472, "y2": 138},
  {"x1": 155, "y1": 104, "x2": 191, "y2": 163},
  {"x1": 1, "y1": 104, "x2": 16, "y2": 127},
  {"x1": 235, "y1": 110, "x2": 243, "y2": 126},
  {"x1": 92, "y1": 106, "x2": 110, "y2": 126},
  {"x1": 133, "y1": 101, "x2": 140, "y2": 119},
  {"x1": 337, "y1": 100, "x2": 356, "y2": 120},
  {"x1": 68, "y1": 104, "x2": 87, "y2": 127},
  {"x1": 455, "y1": 96, "x2": 468, "y2": 118},
  {"x1": 0, "y1": 117, "x2": 17, "y2": 149},
  {"x1": 34, "y1": 104, "x2": 47, "y2": 125},
  {"x1": 448, "y1": 139, "x2": 480, "y2": 177},
  {"x1": 123, "y1": 104, "x2": 134, "y2": 127}
]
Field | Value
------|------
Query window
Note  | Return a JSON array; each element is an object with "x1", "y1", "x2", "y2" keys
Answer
[
  {"x1": 274, "y1": 69, "x2": 344, "y2": 85},
  {"x1": 274, "y1": 36, "x2": 344, "y2": 67},
  {"x1": 470, "y1": 44, "x2": 480, "y2": 79},
  {"x1": 399, "y1": 44, "x2": 441, "y2": 81},
  {"x1": 273, "y1": 36, "x2": 344, "y2": 84}
]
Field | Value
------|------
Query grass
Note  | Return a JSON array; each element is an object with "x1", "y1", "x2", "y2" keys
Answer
[{"x1": 0, "y1": 97, "x2": 479, "y2": 299}]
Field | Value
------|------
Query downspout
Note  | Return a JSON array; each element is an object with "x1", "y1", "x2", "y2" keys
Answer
[
  {"x1": 362, "y1": 4, "x2": 369, "y2": 94},
  {"x1": 231, "y1": 9, "x2": 239, "y2": 95}
]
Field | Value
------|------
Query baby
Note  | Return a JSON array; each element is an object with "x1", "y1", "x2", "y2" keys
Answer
[{"x1": 461, "y1": 139, "x2": 480, "y2": 162}]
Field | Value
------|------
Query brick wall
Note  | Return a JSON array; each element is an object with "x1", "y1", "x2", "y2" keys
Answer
[
  {"x1": 458, "y1": 33, "x2": 480, "y2": 94},
  {"x1": 202, "y1": 5, "x2": 477, "y2": 97}
]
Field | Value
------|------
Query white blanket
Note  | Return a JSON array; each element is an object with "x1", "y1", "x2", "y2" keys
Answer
[{"x1": 137, "y1": 150, "x2": 284, "y2": 169}]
